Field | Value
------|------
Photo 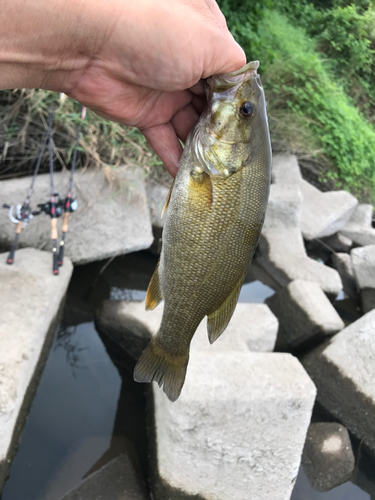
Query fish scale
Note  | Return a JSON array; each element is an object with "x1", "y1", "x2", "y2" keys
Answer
[{"x1": 134, "y1": 61, "x2": 272, "y2": 401}]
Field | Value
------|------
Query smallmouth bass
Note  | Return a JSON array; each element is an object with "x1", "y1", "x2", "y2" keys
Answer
[{"x1": 134, "y1": 61, "x2": 272, "y2": 401}]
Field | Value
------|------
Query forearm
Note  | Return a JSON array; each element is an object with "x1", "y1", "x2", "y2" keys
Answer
[{"x1": 0, "y1": 0, "x2": 116, "y2": 91}]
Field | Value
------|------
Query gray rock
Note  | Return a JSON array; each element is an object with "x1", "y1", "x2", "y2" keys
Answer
[
  {"x1": 145, "y1": 179, "x2": 170, "y2": 229},
  {"x1": 340, "y1": 203, "x2": 375, "y2": 246},
  {"x1": 362, "y1": 288, "x2": 375, "y2": 314},
  {"x1": 0, "y1": 248, "x2": 73, "y2": 489},
  {"x1": 119, "y1": 300, "x2": 278, "y2": 354},
  {"x1": 0, "y1": 166, "x2": 153, "y2": 264},
  {"x1": 60, "y1": 454, "x2": 149, "y2": 500},
  {"x1": 266, "y1": 280, "x2": 344, "y2": 349},
  {"x1": 272, "y1": 153, "x2": 302, "y2": 184},
  {"x1": 95, "y1": 300, "x2": 152, "y2": 367},
  {"x1": 351, "y1": 244, "x2": 375, "y2": 290},
  {"x1": 191, "y1": 303, "x2": 278, "y2": 353},
  {"x1": 151, "y1": 352, "x2": 316, "y2": 500},
  {"x1": 302, "y1": 422, "x2": 355, "y2": 491},
  {"x1": 257, "y1": 185, "x2": 342, "y2": 297},
  {"x1": 302, "y1": 309, "x2": 375, "y2": 454},
  {"x1": 322, "y1": 233, "x2": 352, "y2": 253},
  {"x1": 331, "y1": 253, "x2": 357, "y2": 298},
  {"x1": 299, "y1": 180, "x2": 358, "y2": 240},
  {"x1": 271, "y1": 154, "x2": 358, "y2": 240}
]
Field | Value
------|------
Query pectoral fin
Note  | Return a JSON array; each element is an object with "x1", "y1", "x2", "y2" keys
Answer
[
  {"x1": 189, "y1": 170, "x2": 213, "y2": 207},
  {"x1": 207, "y1": 278, "x2": 243, "y2": 344},
  {"x1": 145, "y1": 261, "x2": 163, "y2": 311}
]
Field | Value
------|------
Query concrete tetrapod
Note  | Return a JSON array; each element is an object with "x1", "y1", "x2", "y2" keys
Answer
[
  {"x1": 271, "y1": 154, "x2": 358, "y2": 240},
  {"x1": 150, "y1": 352, "x2": 316, "y2": 500},
  {"x1": 340, "y1": 204, "x2": 375, "y2": 247},
  {"x1": 302, "y1": 309, "x2": 375, "y2": 454},
  {"x1": 257, "y1": 184, "x2": 342, "y2": 297},
  {"x1": 112, "y1": 300, "x2": 279, "y2": 354},
  {"x1": 266, "y1": 280, "x2": 344, "y2": 349}
]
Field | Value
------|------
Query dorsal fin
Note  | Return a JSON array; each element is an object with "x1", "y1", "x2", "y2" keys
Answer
[
  {"x1": 207, "y1": 277, "x2": 243, "y2": 343},
  {"x1": 145, "y1": 261, "x2": 163, "y2": 311}
]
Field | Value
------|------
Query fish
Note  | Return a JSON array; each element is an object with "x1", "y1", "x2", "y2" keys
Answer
[{"x1": 134, "y1": 61, "x2": 272, "y2": 402}]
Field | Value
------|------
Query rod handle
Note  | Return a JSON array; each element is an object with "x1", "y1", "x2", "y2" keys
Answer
[
  {"x1": 52, "y1": 239, "x2": 59, "y2": 275},
  {"x1": 58, "y1": 232, "x2": 66, "y2": 266},
  {"x1": 7, "y1": 232, "x2": 20, "y2": 264},
  {"x1": 61, "y1": 212, "x2": 69, "y2": 233},
  {"x1": 50, "y1": 217, "x2": 58, "y2": 240}
]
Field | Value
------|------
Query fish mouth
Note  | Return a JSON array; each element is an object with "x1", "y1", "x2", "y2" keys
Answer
[
  {"x1": 207, "y1": 61, "x2": 259, "y2": 92},
  {"x1": 220, "y1": 60, "x2": 259, "y2": 78}
]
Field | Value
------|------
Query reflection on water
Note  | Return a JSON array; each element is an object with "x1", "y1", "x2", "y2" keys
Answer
[
  {"x1": 1, "y1": 251, "x2": 375, "y2": 500},
  {"x1": 1, "y1": 321, "x2": 147, "y2": 500},
  {"x1": 239, "y1": 279, "x2": 274, "y2": 303}
]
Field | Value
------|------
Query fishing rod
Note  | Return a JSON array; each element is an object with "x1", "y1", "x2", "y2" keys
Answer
[
  {"x1": 34, "y1": 111, "x2": 63, "y2": 274},
  {"x1": 57, "y1": 106, "x2": 86, "y2": 266},
  {"x1": 2, "y1": 115, "x2": 53, "y2": 264}
]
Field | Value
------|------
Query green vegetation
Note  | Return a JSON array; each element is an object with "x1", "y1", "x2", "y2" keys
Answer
[{"x1": 219, "y1": 0, "x2": 375, "y2": 199}]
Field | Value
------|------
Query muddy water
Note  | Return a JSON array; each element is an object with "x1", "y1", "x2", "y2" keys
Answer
[{"x1": 1, "y1": 251, "x2": 374, "y2": 500}]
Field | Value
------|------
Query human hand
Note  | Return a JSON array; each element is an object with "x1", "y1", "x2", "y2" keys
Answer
[
  {"x1": 0, "y1": 0, "x2": 245, "y2": 176},
  {"x1": 65, "y1": 0, "x2": 245, "y2": 176}
]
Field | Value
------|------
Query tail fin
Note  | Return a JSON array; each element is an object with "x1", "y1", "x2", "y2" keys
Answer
[{"x1": 134, "y1": 339, "x2": 189, "y2": 402}]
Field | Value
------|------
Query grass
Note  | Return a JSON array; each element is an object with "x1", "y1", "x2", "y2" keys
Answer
[{"x1": 0, "y1": 89, "x2": 161, "y2": 183}]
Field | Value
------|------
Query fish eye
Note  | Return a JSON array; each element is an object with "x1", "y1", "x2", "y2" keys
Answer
[{"x1": 239, "y1": 101, "x2": 254, "y2": 119}]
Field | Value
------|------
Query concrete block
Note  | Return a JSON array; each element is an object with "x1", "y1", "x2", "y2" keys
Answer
[
  {"x1": 322, "y1": 233, "x2": 352, "y2": 253},
  {"x1": 60, "y1": 454, "x2": 149, "y2": 500},
  {"x1": 302, "y1": 422, "x2": 355, "y2": 492},
  {"x1": 191, "y1": 303, "x2": 278, "y2": 353},
  {"x1": 362, "y1": 288, "x2": 375, "y2": 314},
  {"x1": 351, "y1": 244, "x2": 375, "y2": 290},
  {"x1": 257, "y1": 185, "x2": 342, "y2": 297},
  {"x1": 0, "y1": 248, "x2": 73, "y2": 488},
  {"x1": 151, "y1": 352, "x2": 316, "y2": 500},
  {"x1": 145, "y1": 179, "x2": 170, "y2": 229},
  {"x1": 331, "y1": 253, "x2": 357, "y2": 298},
  {"x1": 266, "y1": 280, "x2": 344, "y2": 348},
  {"x1": 118, "y1": 300, "x2": 278, "y2": 354},
  {"x1": 340, "y1": 203, "x2": 375, "y2": 246},
  {"x1": 302, "y1": 309, "x2": 375, "y2": 454},
  {"x1": 95, "y1": 300, "x2": 152, "y2": 360},
  {"x1": 270, "y1": 154, "x2": 358, "y2": 240},
  {"x1": 299, "y1": 180, "x2": 358, "y2": 240},
  {"x1": 272, "y1": 154, "x2": 302, "y2": 184},
  {"x1": 0, "y1": 166, "x2": 153, "y2": 264}
]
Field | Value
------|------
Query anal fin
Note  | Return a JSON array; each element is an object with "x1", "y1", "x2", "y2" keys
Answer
[
  {"x1": 207, "y1": 277, "x2": 243, "y2": 344},
  {"x1": 145, "y1": 261, "x2": 163, "y2": 311}
]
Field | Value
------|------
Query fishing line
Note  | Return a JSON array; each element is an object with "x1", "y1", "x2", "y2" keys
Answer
[{"x1": 57, "y1": 106, "x2": 86, "y2": 266}]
